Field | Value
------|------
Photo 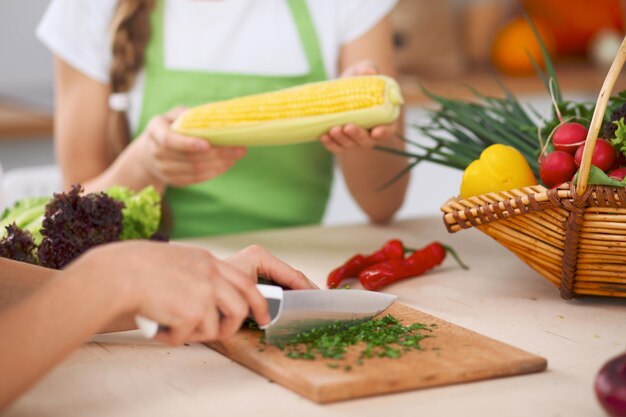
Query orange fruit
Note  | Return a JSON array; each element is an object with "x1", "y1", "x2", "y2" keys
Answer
[
  {"x1": 491, "y1": 17, "x2": 556, "y2": 76},
  {"x1": 523, "y1": 0, "x2": 623, "y2": 55}
]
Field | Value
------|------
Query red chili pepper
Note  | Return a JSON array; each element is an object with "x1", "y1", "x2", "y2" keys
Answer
[
  {"x1": 327, "y1": 239, "x2": 406, "y2": 289},
  {"x1": 358, "y1": 242, "x2": 468, "y2": 291}
]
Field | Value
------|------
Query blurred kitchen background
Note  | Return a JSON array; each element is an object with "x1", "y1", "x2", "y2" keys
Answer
[{"x1": 1, "y1": 0, "x2": 625, "y2": 225}]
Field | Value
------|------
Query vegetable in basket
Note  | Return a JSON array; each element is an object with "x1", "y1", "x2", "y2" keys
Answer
[
  {"x1": 539, "y1": 150, "x2": 577, "y2": 188},
  {"x1": 573, "y1": 139, "x2": 616, "y2": 171},
  {"x1": 440, "y1": 27, "x2": 626, "y2": 300},
  {"x1": 552, "y1": 122, "x2": 588, "y2": 153},
  {"x1": 459, "y1": 144, "x2": 537, "y2": 199}
]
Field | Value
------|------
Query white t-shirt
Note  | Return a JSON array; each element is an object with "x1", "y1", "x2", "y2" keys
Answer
[{"x1": 36, "y1": 0, "x2": 397, "y2": 132}]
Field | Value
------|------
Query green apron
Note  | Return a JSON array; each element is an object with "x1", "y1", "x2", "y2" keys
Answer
[{"x1": 136, "y1": 0, "x2": 333, "y2": 238}]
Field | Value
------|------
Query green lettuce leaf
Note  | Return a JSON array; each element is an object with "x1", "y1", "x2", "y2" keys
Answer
[
  {"x1": 106, "y1": 186, "x2": 161, "y2": 240},
  {"x1": 609, "y1": 118, "x2": 626, "y2": 155},
  {"x1": 574, "y1": 165, "x2": 626, "y2": 187},
  {"x1": 0, "y1": 196, "x2": 49, "y2": 242}
]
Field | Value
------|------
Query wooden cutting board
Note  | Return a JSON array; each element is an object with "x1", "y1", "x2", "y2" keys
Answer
[{"x1": 205, "y1": 303, "x2": 546, "y2": 403}]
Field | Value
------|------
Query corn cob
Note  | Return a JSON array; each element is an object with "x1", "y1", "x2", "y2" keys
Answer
[{"x1": 172, "y1": 75, "x2": 403, "y2": 146}]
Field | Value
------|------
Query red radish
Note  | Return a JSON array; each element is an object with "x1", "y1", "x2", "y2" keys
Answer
[
  {"x1": 540, "y1": 151, "x2": 577, "y2": 188},
  {"x1": 613, "y1": 152, "x2": 626, "y2": 170},
  {"x1": 609, "y1": 167, "x2": 626, "y2": 181},
  {"x1": 574, "y1": 139, "x2": 617, "y2": 172},
  {"x1": 553, "y1": 122, "x2": 588, "y2": 154}
]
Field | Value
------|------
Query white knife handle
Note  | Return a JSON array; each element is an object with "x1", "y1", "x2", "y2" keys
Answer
[{"x1": 135, "y1": 315, "x2": 160, "y2": 339}]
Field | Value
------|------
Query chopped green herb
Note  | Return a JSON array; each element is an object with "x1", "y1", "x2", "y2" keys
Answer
[{"x1": 270, "y1": 314, "x2": 434, "y2": 370}]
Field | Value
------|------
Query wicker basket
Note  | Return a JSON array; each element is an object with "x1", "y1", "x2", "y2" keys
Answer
[{"x1": 440, "y1": 36, "x2": 626, "y2": 299}]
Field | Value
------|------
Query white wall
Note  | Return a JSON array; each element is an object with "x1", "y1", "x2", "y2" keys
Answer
[
  {"x1": 0, "y1": 0, "x2": 57, "y2": 206},
  {"x1": 0, "y1": 0, "x2": 54, "y2": 102}
]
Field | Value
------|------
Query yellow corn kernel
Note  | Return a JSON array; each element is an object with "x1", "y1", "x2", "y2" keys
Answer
[{"x1": 172, "y1": 75, "x2": 403, "y2": 147}]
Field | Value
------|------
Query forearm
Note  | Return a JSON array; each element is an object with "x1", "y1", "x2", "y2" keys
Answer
[
  {"x1": 338, "y1": 122, "x2": 409, "y2": 223},
  {"x1": 0, "y1": 259, "x2": 135, "y2": 332},
  {"x1": 53, "y1": 56, "x2": 165, "y2": 195},
  {"x1": 0, "y1": 259, "x2": 56, "y2": 311},
  {"x1": 0, "y1": 267, "x2": 129, "y2": 409},
  {"x1": 68, "y1": 140, "x2": 165, "y2": 195},
  {"x1": 337, "y1": 15, "x2": 408, "y2": 223}
]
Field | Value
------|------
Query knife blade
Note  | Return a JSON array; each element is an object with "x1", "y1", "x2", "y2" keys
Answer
[
  {"x1": 135, "y1": 284, "x2": 397, "y2": 343},
  {"x1": 259, "y1": 285, "x2": 397, "y2": 344}
]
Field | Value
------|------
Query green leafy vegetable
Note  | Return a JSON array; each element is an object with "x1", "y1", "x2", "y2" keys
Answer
[
  {"x1": 574, "y1": 165, "x2": 626, "y2": 187},
  {"x1": 0, "y1": 186, "x2": 161, "y2": 243},
  {"x1": 0, "y1": 223, "x2": 38, "y2": 264},
  {"x1": 610, "y1": 119, "x2": 626, "y2": 155},
  {"x1": 0, "y1": 185, "x2": 164, "y2": 268},
  {"x1": 0, "y1": 197, "x2": 49, "y2": 243},
  {"x1": 106, "y1": 185, "x2": 161, "y2": 240},
  {"x1": 37, "y1": 185, "x2": 124, "y2": 269}
]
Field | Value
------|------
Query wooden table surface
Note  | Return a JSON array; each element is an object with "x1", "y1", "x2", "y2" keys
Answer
[{"x1": 6, "y1": 217, "x2": 625, "y2": 417}]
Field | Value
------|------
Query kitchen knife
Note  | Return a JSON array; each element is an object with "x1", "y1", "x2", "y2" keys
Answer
[{"x1": 135, "y1": 284, "x2": 397, "y2": 344}]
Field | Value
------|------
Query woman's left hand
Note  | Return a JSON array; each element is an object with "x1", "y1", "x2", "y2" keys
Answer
[
  {"x1": 320, "y1": 123, "x2": 395, "y2": 155},
  {"x1": 319, "y1": 60, "x2": 397, "y2": 155}
]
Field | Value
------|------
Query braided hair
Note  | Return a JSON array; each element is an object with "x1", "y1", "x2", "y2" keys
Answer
[{"x1": 107, "y1": 0, "x2": 155, "y2": 160}]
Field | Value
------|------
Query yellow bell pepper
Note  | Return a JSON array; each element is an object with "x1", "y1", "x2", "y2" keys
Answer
[{"x1": 460, "y1": 144, "x2": 537, "y2": 198}]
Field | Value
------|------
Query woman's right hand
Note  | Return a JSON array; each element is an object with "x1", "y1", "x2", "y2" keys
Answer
[
  {"x1": 132, "y1": 107, "x2": 247, "y2": 187},
  {"x1": 70, "y1": 241, "x2": 266, "y2": 345},
  {"x1": 68, "y1": 241, "x2": 309, "y2": 346}
]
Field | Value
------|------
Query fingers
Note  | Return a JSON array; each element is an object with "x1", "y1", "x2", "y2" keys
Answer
[
  {"x1": 214, "y1": 260, "x2": 271, "y2": 328},
  {"x1": 211, "y1": 277, "x2": 251, "y2": 340},
  {"x1": 371, "y1": 125, "x2": 391, "y2": 141},
  {"x1": 151, "y1": 290, "x2": 215, "y2": 346},
  {"x1": 344, "y1": 124, "x2": 377, "y2": 147},
  {"x1": 194, "y1": 299, "x2": 221, "y2": 342},
  {"x1": 165, "y1": 106, "x2": 188, "y2": 122},
  {"x1": 227, "y1": 245, "x2": 315, "y2": 290},
  {"x1": 155, "y1": 146, "x2": 246, "y2": 166},
  {"x1": 341, "y1": 60, "x2": 380, "y2": 77},
  {"x1": 321, "y1": 124, "x2": 384, "y2": 154},
  {"x1": 155, "y1": 156, "x2": 241, "y2": 186},
  {"x1": 141, "y1": 113, "x2": 247, "y2": 185},
  {"x1": 148, "y1": 116, "x2": 210, "y2": 152}
]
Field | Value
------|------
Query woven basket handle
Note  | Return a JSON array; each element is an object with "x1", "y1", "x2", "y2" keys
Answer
[{"x1": 576, "y1": 35, "x2": 626, "y2": 195}]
